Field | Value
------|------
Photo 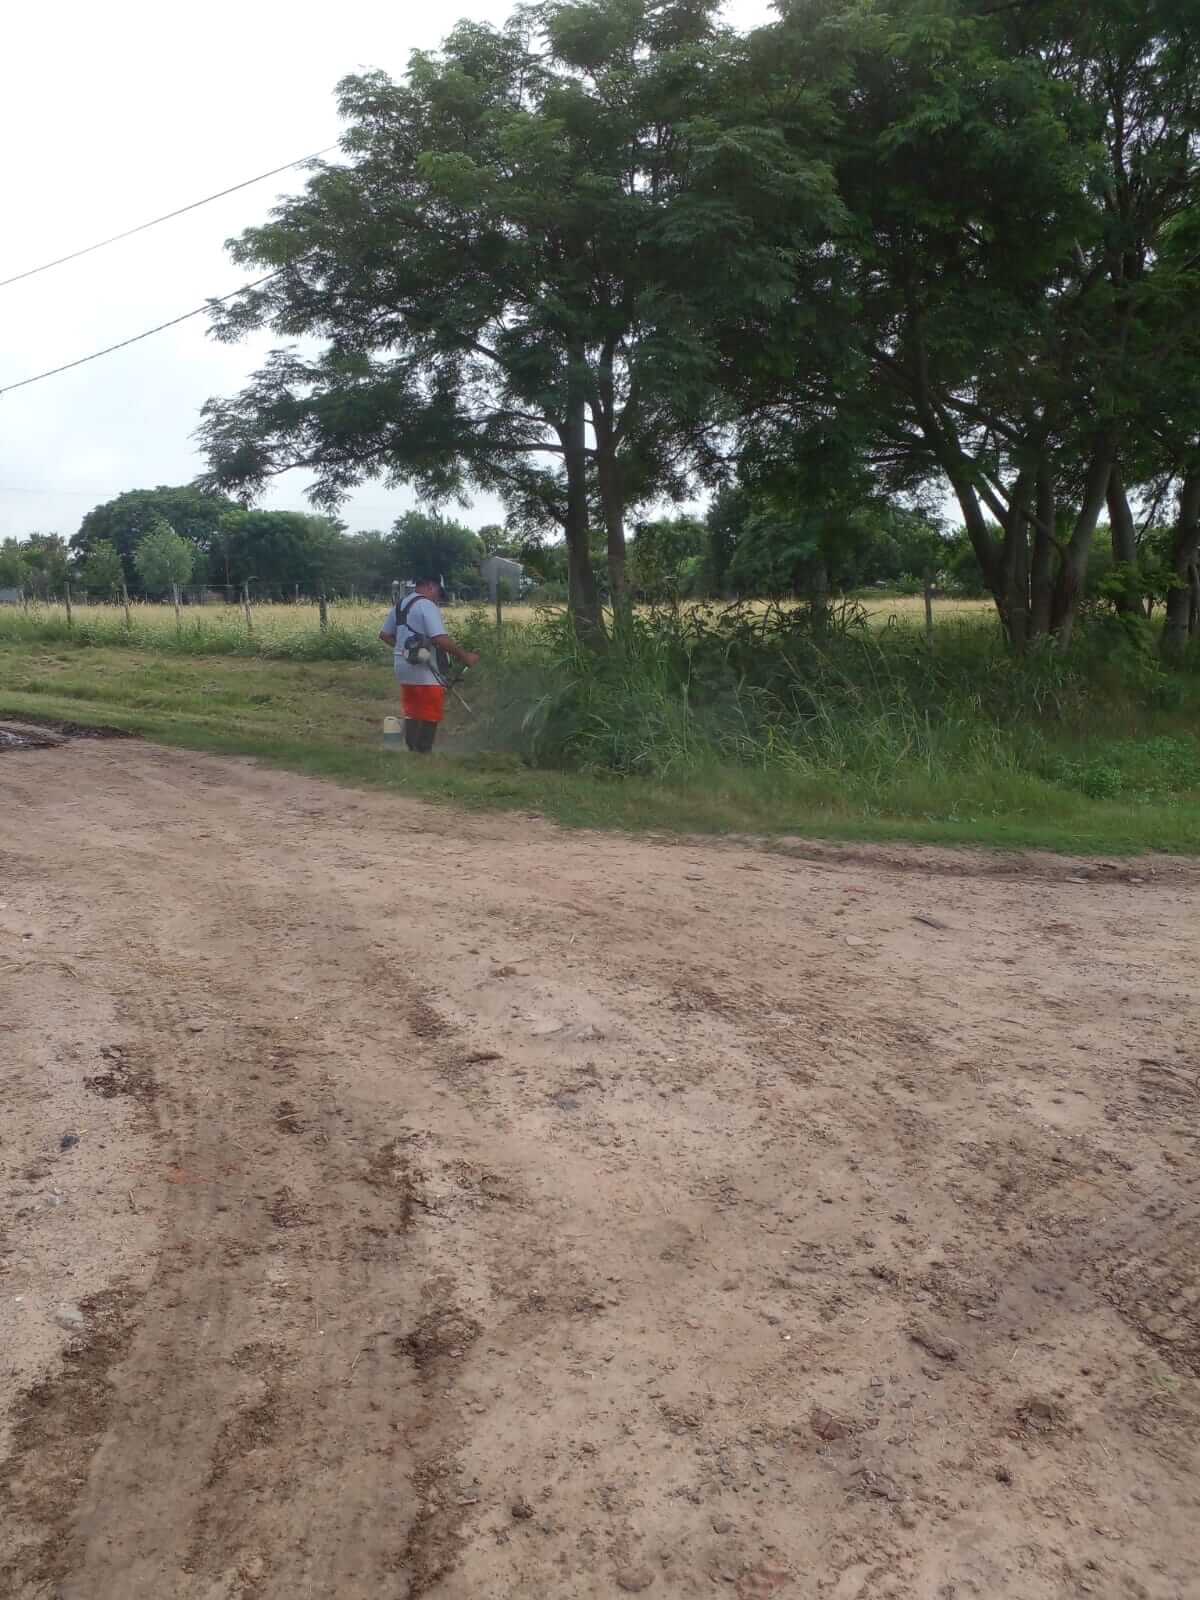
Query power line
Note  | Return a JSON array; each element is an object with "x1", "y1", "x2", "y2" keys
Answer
[
  {"x1": 0, "y1": 485, "x2": 105, "y2": 494},
  {"x1": 0, "y1": 270, "x2": 285, "y2": 397},
  {"x1": 0, "y1": 146, "x2": 336, "y2": 291}
]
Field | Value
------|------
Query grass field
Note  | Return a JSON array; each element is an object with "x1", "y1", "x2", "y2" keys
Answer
[
  {"x1": 0, "y1": 592, "x2": 994, "y2": 657},
  {"x1": 2, "y1": 612, "x2": 1199, "y2": 852}
]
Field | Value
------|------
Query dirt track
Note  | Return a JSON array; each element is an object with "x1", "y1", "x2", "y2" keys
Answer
[{"x1": 1, "y1": 736, "x2": 1198, "y2": 1600}]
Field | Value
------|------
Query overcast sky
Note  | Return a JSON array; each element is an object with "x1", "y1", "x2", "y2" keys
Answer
[{"x1": 0, "y1": 0, "x2": 773, "y2": 544}]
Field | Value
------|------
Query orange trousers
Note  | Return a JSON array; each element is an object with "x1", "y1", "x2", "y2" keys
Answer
[{"x1": 401, "y1": 684, "x2": 446, "y2": 724}]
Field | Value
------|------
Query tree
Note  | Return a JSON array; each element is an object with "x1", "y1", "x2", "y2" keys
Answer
[
  {"x1": 325, "y1": 528, "x2": 397, "y2": 595},
  {"x1": 134, "y1": 521, "x2": 194, "y2": 594},
  {"x1": 80, "y1": 541, "x2": 125, "y2": 597},
  {"x1": 72, "y1": 486, "x2": 238, "y2": 584},
  {"x1": 0, "y1": 539, "x2": 31, "y2": 591},
  {"x1": 477, "y1": 523, "x2": 520, "y2": 558},
  {"x1": 18, "y1": 533, "x2": 71, "y2": 599},
  {"x1": 391, "y1": 511, "x2": 480, "y2": 587},
  {"x1": 629, "y1": 516, "x2": 708, "y2": 599},
  {"x1": 214, "y1": 509, "x2": 345, "y2": 596},
  {"x1": 744, "y1": 0, "x2": 1200, "y2": 648},
  {"x1": 199, "y1": 0, "x2": 836, "y2": 644}
]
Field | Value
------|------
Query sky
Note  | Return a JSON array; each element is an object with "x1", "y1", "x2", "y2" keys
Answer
[{"x1": 0, "y1": 0, "x2": 774, "y2": 545}]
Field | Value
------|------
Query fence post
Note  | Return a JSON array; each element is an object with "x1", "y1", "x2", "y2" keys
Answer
[
  {"x1": 64, "y1": 582, "x2": 73, "y2": 629},
  {"x1": 318, "y1": 591, "x2": 329, "y2": 632},
  {"x1": 242, "y1": 582, "x2": 253, "y2": 634},
  {"x1": 171, "y1": 582, "x2": 182, "y2": 632},
  {"x1": 121, "y1": 581, "x2": 132, "y2": 629},
  {"x1": 495, "y1": 583, "x2": 503, "y2": 635},
  {"x1": 923, "y1": 569, "x2": 934, "y2": 642},
  {"x1": 21, "y1": 586, "x2": 29, "y2": 615}
]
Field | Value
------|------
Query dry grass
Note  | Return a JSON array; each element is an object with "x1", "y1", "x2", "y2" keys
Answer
[{"x1": 6, "y1": 592, "x2": 993, "y2": 648}]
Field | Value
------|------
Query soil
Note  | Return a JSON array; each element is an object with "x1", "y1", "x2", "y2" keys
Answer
[{"x1": 1, "y1": 739, "x2": 1197, "y2": 1600}]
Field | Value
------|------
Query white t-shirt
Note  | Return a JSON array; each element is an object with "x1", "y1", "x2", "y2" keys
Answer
[{"x1": 387, "y1": 596, "x2": 446, "y2": 686}]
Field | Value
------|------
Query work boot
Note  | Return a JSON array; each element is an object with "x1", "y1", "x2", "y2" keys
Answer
[
  {"x1": 404, "y1": 719, "x2": 422, "y2": 752},
  {"x1": 416, "y1": 720, "x2": 439, "y2": 754}
]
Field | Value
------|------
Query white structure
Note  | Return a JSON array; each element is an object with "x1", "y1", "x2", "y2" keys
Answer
[{"x1": 480, "y1": 554, "x2": 523, "y2": 602}]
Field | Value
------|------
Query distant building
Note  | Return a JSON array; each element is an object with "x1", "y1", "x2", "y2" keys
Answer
[
  {"x1": 480, "y1": 555, "x2": 524, "y2": 602},
  {"x1": 0, "y1": 588, "x2": 21, "y2": 606}
]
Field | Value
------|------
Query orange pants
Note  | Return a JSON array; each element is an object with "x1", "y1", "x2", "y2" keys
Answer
[{"x1": 401, "y1": 683, "x2": 446, "y2": 723}]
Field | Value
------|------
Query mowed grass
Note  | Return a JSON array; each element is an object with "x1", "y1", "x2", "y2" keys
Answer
[{"x1": 2, "y1": 633, "x2": 1199, "y2": 853}]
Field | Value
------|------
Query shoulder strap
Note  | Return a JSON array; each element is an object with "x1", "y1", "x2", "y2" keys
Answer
[{"x1": 397, "y1": 594, "x2": 426, "y2": 635}]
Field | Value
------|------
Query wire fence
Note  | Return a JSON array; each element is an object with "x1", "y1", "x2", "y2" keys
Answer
[{"x1": 1, "y1": 579, "x2": 504, "y2": 609}]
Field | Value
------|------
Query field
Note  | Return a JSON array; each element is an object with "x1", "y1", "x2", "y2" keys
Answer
[
  {"x1": 1, "y1": 728, "x2": 1197, "y2": 1600},
  {"x1": 0, "y1": 594, "x2": 995, "y2": 654}
]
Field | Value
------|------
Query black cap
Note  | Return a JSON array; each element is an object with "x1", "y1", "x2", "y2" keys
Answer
[{"x1": 413, "y1": 575, "x2": 445, "y2": 597}]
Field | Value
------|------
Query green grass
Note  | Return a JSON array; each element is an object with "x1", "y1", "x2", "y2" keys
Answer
[
  {"x1": 0, "y1": 592, "x2": 994, "y2": 659},
  {"x1": 3, "y1": 621, "x2": 1199, "y2": 853}
]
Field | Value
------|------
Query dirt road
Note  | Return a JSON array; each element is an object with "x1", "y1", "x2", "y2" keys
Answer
[{"x1": 1, "y1": 735, "x2": 1197, "y2": 1600}]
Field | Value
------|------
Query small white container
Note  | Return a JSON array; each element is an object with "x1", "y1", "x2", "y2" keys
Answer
[{"x1": 383, "y1": 715, "x2": 405, "y2": 751}]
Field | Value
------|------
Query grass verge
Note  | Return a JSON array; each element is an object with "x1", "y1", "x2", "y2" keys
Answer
[{"x1": 2, "y1": 636, "x2": 1199, "y2": 853}]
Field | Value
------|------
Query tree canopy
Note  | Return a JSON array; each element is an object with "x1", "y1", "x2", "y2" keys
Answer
[
  {"x1": 72, "y1": 486, "x2": 239, "y2": 585},
  {"x1": 193, "y1": 0, "x2": 1200, "y2": 651},
  {"x1": 200, "y1": 0, "x2": 838, "y2": 641},
  {"x1": 133, "y1": 521, "x2": 194, "y2": 593}
]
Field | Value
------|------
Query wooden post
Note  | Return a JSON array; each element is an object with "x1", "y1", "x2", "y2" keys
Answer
[
  {"x1": 172, "y1": 582, "x2": 182, "y2": 631},
  {"x1": 21, "y1": 586, "x2": 29, "y2": 615},
  {"x1": 495, "y1": 583, "x2": 503, "y2": 635},
  {"x1": 242, "y1": 582, "x2": 253, "y2": 634},
  {"x1": 923, "y1": 570, "x2": 934, "y2": 642},
  {"x1": 121, "y1": 581, "x2": 132, "y2": 629},
  {"x1": 318, "y1": 592, "x2": 329, "y2": 632},
  {"x1": 64, "y1": 582, "x2": 73, "y2": 628}
]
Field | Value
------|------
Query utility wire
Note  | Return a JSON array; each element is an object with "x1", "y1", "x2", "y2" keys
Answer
[
  {"x1": 0, "y1": 270, "x2": 285, "y2": 397},
  {"x1": 0, "y1": 146, "x2": 336, "y2": 290}
]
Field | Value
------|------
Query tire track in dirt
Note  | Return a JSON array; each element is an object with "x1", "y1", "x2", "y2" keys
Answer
[{"x1": 2, "y1": 740, "x2": 1198, "y2": 1600}]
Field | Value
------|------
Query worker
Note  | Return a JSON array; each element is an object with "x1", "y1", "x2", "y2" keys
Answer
[{"x1": 379, "y1": 577, "x2": 479, "y2": 753}]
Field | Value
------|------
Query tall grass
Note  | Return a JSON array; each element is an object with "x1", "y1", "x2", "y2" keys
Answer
[
  {"x1": 453, "y1": 601, "x2": 1200, "y2": 815},
  {"x1": 4, "y1": 592, "x2": 1197, "y2": 832}
]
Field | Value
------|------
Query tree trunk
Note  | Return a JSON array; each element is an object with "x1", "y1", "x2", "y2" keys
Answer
[
  {"x1": 563, "y1": 350, "x2": 604, "y2": 647},
  {"x1": 808, "y1": 559, "x2": 830, "y2": 631},
  {"x1": 596, "y1": 452, "x2": 630, "y2": 630},
  {"x1": 1051, "y1": 439, "x2": 1114, "y2": 648},
  {"x1": 1107, "y1": 466, "x2": 1142, "y2": 616},
  {"x1": 1029, "y1": 462, "x2": 1056, "y2": 640},
  {"x1": 945, "y1": 468, "x2": 1004, "y2": 624},
  {"x1": 999, "y1": 468, "x2": 1033, "y2": 652},
  {"x1": 1161, "y1": 465, "x2": 1200, "y2": 661}
]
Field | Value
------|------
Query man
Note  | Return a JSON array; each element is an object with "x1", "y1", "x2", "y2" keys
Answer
[{"x1": 379, "y1": 577, "x2": 480, "y2": 753}]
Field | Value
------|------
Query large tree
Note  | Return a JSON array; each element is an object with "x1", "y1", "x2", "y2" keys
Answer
[
  {"x1": 72, "y1": 486, "x2": 239, "y2": 584},
  {"x1": 133, "y1": 521, "x2": 194, "y2": 595},
  {"x1": 199, "y1": 0, "x2": 835, "y2": 642},
  {"x1": 390, "y1": 510, "x2": 480, "y2": 587},
  {"x1": 747, "y1": 0, "x2": 1200, "y2": 648},
  {"x1": 213, "y1": 509, "x2": 345, "y2": 595},
  {"x1": 17, "y1": 533, "x2": 71, "y2": 599}
]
